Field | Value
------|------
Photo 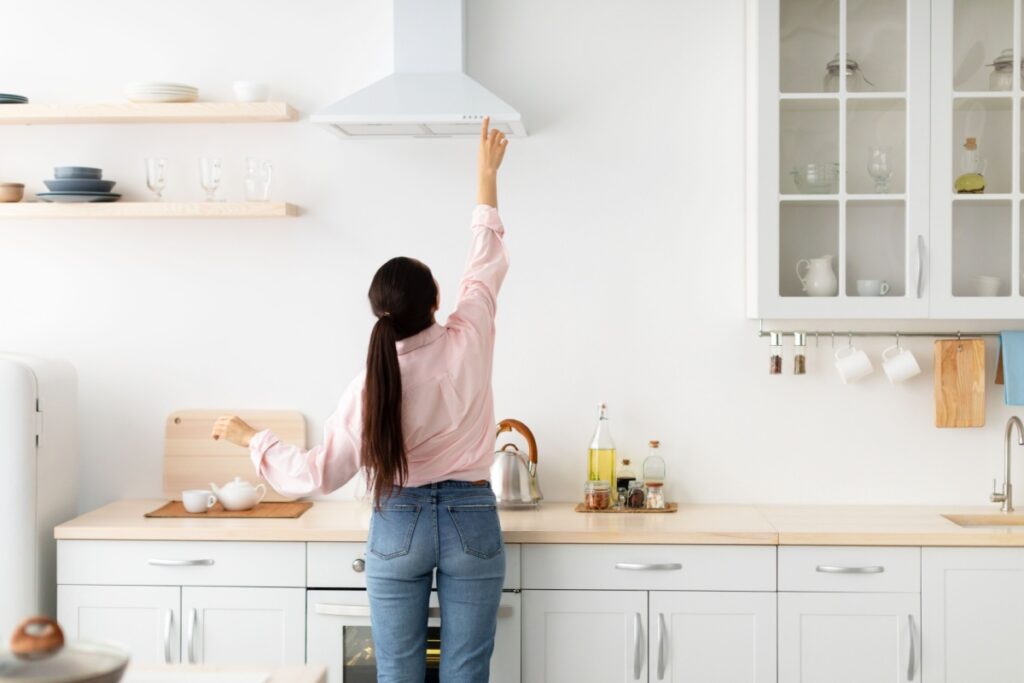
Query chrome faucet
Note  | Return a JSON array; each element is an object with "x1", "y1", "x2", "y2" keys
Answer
[{"x1": 991, "y1": 416, "x2": 1024, "y2": 513}]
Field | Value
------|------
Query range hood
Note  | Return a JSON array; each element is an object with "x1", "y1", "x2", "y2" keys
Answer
[{"x1": 313, "y1": 0, "x2": 526, "y2": 138}]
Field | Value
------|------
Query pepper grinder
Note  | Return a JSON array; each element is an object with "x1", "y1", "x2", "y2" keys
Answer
[
  {"x1": 769, "y1": 332, "x2": 783, "y2": 375},
  {"x1": 793, "y1": 332, "x2": 807, "y2": 375}
]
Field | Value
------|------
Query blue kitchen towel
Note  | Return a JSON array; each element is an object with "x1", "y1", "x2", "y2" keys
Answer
[{"x1": 1001, "y1": 332, "x2": 1024, "y2": 405}]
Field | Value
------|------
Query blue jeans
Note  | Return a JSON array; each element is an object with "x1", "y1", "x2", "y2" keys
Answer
[{"x1": 366, "y1": 480, "x2": 505, "y2": 683}]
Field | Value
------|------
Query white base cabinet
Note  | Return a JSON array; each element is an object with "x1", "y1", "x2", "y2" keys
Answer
[
  {"x1": 779, "y1": 593, "x2": 920, "y2": 683},
  {"x1": 923, "y1": 548, "x2": 1024, "y2": 681}
]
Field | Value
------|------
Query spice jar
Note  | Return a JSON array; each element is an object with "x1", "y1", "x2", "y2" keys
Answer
[
  {"x1": 793, "y1": 332, "x2": 807, "y2": 375},
  {"x1": 645, "y1": 482, "x2": 665, "y2": 509},
  {"x1": 583, "y1": 480, "x2": 611, "y2": 510},
  {"x1": 627, "y1": 480, "x2": 646, "y2": 509},
  {"x1": 769, "y1": 332, "x2": 783, "y2": 375}
]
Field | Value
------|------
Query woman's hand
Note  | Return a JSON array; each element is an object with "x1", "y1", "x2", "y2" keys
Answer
[
  {"x1": 211, "y1": 415, "x2": 259, "y2": 448},
  {"x1": 477, "y1": 117, "x2": 508, "y2": 208}
]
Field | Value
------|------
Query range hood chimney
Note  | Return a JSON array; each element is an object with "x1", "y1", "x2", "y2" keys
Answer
[{"x1": 312, "y1": 0, "x2": 526, "y2": 138}]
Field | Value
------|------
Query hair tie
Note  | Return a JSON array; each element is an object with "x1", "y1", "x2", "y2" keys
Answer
[{"x1": 380, "y1": 312, "x2": 391, "y2": 319}]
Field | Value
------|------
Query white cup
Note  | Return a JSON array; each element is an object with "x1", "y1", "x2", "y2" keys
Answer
[
  {"x1": 881, "y1": 345, "x2": 921, "y2": 383},
  {"x1": 856, "y1": 279, "x2": 890, "y2": 296},
  {"x1": 182, "y1": 489, "x2": 217, "y2": 513},
  {"x1": 233, "y1": 81, "x2": 269, "y2": 103},
  {"x1": 973, "y1": 275, "x2": 1001, "y2": 297},
  {"x1": 834, "y1": 344, "x2": 874, "y2": 383}
]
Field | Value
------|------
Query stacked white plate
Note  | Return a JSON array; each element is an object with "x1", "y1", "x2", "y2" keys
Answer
[{"x1": 125, "y1": 82, "x2": 198, "y2": 103}]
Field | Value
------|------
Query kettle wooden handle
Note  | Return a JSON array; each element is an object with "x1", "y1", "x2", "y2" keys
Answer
[
  {"x1": 496, "y1": 419, "x2": 538, "y2": 465},
  {"x1": 10, "y1": 616, "x2": 64, "y2": 658}
]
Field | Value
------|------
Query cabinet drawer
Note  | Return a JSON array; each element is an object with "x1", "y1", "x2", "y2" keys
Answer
[
  {"x1": 522, "y1": 544, "x2": 775, "y2": 591},
  {"x1": 779, "y1": 546, "x2": 920, "y2": 592},
  {"x1": 57, "y1": 540, "x2": 305, "y2": 587},
  {"x1": 307, "y1": 542, "x2": 521, "y2": 590}
]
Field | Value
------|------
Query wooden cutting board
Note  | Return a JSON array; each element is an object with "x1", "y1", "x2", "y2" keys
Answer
[
  {"x1": 163, "y1": 410, "x2": 307, "y2": 502},
  {"x1": 934, "y1": 339, "x2": 986, "y2": 428}
]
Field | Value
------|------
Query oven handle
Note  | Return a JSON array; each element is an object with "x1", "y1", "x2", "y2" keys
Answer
[{"x1": 313, "y1": 603, "x2": 514, "y2": 619}]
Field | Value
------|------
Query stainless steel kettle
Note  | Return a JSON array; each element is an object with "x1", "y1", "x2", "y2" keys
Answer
[{"x1": 492, "y1": 419, "x2": 543, "y2": 508}]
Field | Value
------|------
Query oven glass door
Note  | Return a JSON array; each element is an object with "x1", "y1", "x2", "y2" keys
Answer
[{"x1": 307, "y1": 589, "x2": 520, "y2": 683}]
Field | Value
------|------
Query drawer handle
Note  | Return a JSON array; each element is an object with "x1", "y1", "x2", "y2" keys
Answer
[
  {"x1": 314, "y1": 603, "x2": 514, "y2": 619},
  {"x1": 815, "y1": 565, "x2": 884, "y2": 574},
  {"x1": 148, "y1": 559, "x2": 215, "y2": 567},
  {"x1": 615, "y1": 563, "x2": 683, "y2": 571}
]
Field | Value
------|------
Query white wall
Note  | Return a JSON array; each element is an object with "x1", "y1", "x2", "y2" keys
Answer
[{"x1": 0, "y1": 0, "x2": 1018, "y2": 512}]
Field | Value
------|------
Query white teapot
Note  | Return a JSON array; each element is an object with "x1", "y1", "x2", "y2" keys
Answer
[{"x1": 209, "y1": 477, "x2": 266, "y2": 511}]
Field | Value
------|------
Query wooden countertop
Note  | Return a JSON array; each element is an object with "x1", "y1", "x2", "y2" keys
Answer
[{"x1": 53, "y1": 499, "x2": 1024, "y2": 546}]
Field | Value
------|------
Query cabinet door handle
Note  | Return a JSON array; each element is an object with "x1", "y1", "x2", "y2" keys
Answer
[
  {"x1": 148, "y1": 558, "x2": 214, "y2": 567},
  {"x1": 815, "y1": 564, "x2": 885, "y2": 574},
  {"x1": 657, "y1": 612, "x2": 667, "y2": 680},
  {"x1": 186, "y1": 608, "x2": 198, "y2": 664},
  {"x1": 915, "y1": 235, "x2": 926, "y2": 298},
  {"x1": 615, "y1": 562, "x2": 683, "y2": 571},
  {"x1": 162, "y1": 609, "x2": 173, "y2": 664},
  {"x1": 907, "y1": 614, "x2": 917, "y2": 681},
  {"x1": 633, "y1": 612, "x2": 645, "y2": 680}
]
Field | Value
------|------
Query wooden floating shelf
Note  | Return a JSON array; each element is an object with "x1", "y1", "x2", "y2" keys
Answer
[
  {"x1": 0, "y1": 101, "x2": 298, "y2": 124},
  {"x1": 0, "y1": 202, "x2": 298, "y2": 219}
]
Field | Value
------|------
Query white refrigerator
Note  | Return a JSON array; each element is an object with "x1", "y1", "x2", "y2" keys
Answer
[{"x1": 0, "y1": 354, "x2": 76, "y2": 637}]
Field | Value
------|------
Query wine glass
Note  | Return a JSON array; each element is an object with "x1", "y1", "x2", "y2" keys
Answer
[
  {"x1": 145, "y1": 158, "x2": 167, "y2": 200},
  {"x1": 867, "y1": 146, "x2": 893, "y2": 194},
  {"x1": 199, "y1": 157, "x2": 223, "y2": 202}
]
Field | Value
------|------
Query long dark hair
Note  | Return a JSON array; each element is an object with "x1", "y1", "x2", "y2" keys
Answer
[{"x1": 363, "y1": 257, "x2": 438, "y2": 506}]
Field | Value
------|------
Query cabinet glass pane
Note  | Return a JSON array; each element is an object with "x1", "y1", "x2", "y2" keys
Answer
[
  {"x1": 848, "y1": 0, "x2": 907, "y2": 92},
  {"x1": 953, "y1": 98, "x2": 1012, "y2": 194},
  {"x1": 952, "y1": 200, "x2": 1012, "y2": 296},
  {"x1": 780, "y1": 201, "x2": 839, "y2": 296},
  {"x1": 954, "y1": 0, "x2": 1014, "y2": 92},
  {"x1": 847, "y1": 99, "x2": 906, "y2": 194},
  {"x1": 846, "y1": 200, "x2": 906, "y2": 296},
  {"x1": 780, "y1": 0, "x2": 839, "y2": 93},
  {"x1": 781, "y1": 100, "x2": 839, "y2": 194}
]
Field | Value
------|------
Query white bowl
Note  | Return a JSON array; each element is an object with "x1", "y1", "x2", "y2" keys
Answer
[{"x1": 233, "y1": 81, "x2": 269, "y2": 103}]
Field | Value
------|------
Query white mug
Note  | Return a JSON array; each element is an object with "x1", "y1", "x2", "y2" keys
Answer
[
  {"x1": 233, "y1": 81, "x2": 269, "y2": 103},
  {"x1": 881, "y1": 345, "x2": 921, "y2": 383},
  {"x1": 856, "y1": 279, "x2": 890, "y2": 296},
  {"x1": 183, "y1": 489, "x2": 217, "y2": 513},
  {"x1": 973, "y1": 275, "x2": 1001, "y2": 297},
  {"x1": 834, "y1": 344, "x2": 874, "y2": 383}
]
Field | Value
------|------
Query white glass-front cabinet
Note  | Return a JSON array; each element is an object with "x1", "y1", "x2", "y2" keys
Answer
[{"x1": 748, "y1": 0, "x2": 931, "y2": 319}]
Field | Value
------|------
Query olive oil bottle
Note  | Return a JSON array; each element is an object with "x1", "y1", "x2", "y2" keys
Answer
[{"x1": 588, "y1": 403, "x2": 617, "y2": 502}]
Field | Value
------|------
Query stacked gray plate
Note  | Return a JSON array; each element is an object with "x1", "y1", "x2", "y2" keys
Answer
[
  {"x1": 38, "y1": 167, "x2": 121, "y2": 203},
  {"x1": 0, "y1": 93, "x2": 28, "y2": 104}
]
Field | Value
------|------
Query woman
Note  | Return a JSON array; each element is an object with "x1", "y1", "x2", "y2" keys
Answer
[{"x1": 211, "y1": 117, "x2": 510, "y2": 683}]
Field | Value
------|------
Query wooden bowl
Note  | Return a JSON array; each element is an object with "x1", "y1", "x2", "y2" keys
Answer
[{"x1": 0, "y1": 183, "x2": 25, "y2": 202}]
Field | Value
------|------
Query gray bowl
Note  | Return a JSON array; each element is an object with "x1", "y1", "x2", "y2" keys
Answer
[
  {"x1": 44, "y1": 178, "x2": 116, "y2": 193},
  {"x1": 54, "y1": 166, "x2": 103, "y2": 180}
]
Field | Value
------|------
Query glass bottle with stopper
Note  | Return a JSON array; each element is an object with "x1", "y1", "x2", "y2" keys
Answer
[
  {"x1": 955, "y1": 137, "x2": 986, "y2": 194},
  {"x1": 643, "y1": 440, "x2": 666, "y2": 484},
  {"x1": 588, "y1": 403, "x2": 617, "y2": 503},
  {"x1": 615, "y1": 458, "x2": 637, "y2": 508}
]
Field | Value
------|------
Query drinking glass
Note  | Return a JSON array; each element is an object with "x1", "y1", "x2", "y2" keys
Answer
[
  {"x1": 867, "y1": 146, "x2": 893, "y2": 194},
  {"x1": 199, "y1": 157, "x2": 223, "y2": 202},
  {"x1": 145, "y1": 158, "x2": 167, "y2": 200},
  {"x1": 244, "y1": 158, "x2": 273, "y2": 201}
]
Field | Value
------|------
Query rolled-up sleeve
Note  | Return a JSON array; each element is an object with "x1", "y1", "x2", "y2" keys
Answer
[
  {"x1": 249, "y1": 378, "x2": 364, "y2": 497},
  {"x1": 447, "y1": 204, "x2": 510, "y2": 338}
]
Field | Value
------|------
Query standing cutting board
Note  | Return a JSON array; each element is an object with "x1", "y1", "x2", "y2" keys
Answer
[
  {"x1": 163, "y1": 410, "x2": 306, "y2": 502},
  {"x1": 934, "y1": 339, "x2": 986, "y2": 428}
]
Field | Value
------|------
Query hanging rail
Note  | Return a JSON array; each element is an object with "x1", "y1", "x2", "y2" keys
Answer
[{"x1": 757, "y1": 320, "x2": 1011, "y2": 340}]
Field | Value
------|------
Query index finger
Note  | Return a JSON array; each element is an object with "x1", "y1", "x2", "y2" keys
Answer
[{"x1": 480, "y1": 116, "x2": 490, "y2": 141}]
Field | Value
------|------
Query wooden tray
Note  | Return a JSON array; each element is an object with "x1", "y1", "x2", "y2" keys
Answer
[
  {"x1": 574, "y1": 503, "x2": 678, "y2": 514},
  {"x1": 145, "y1": 501, "x2": 313, "y2": 519}
]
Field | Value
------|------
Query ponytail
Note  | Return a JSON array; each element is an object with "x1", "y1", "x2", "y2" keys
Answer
[{"x1": 362, "y1": 257, "x2": 438, "y2": 507}]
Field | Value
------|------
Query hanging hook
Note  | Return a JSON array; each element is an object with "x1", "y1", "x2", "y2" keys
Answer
[
  {"x1": 831, "y1": 331, "x2": 836, "y2": 349},
  {"x1": 815, "y1": 331, "x2": 820, "y2": 348},
  {"x1": 896, "y1": 331, "x2": 901, "y2": 349},
  {"x1": 848, "y1": 331, "x2": 854, "y2": 348}
]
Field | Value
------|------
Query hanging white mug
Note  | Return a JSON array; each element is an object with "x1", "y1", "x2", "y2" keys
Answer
[
  {"x1": 834, "y1": 344, "x2": 874, "y2": 383},
  {"x1": 881, "y1": 345, "x2": 921, "y2": 383}
]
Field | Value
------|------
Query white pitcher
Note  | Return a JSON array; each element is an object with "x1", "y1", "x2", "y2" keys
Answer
[{"x1": 796, "y1": 255, "x2": 838, "y2": 297}]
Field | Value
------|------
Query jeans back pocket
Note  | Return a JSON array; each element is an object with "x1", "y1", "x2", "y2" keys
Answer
[
  {"x1": 369, "y1": 504, "x2": 422, "y2": 559},
  {"x1": 447, "y1": 503, "x2": 503, "y2": 560}
]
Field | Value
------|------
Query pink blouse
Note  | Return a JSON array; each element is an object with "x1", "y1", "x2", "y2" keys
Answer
[{"x1": 249, "y1": 205, "x2": 509, "y2": 497}]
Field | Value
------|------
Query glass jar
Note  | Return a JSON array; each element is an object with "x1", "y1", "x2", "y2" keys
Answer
[
  {"x1": 823, "y1": 54, "x2": 872, "y2": 92},
  {"x1": 769, "y1": 331, "x2": 783, "y2": 375},
  {"x1": 989, "y1": 49, "x2": 1017, "y2": 91},
  {"x1": 643, "y1": 440, "x2": 666, "y2": 484},
  {"x1": 645, "y1": 482, "x2": 665, "y2": 510},
  {"x1": 626, "y1": 480, "x2": 646, "y2": 509},
  {"x1": 583, "y1": 480, "x2": 611, "y2": 510},
  {"x1": 793, "y1": 332, "x2": 807, "y2": 376}
]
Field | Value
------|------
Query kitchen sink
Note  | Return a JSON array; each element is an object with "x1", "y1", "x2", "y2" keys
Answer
[{"x1": 944, "y1": 513, "x2": 1024, "y2": 528}]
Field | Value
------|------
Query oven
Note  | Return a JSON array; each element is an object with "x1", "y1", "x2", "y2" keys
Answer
[{"x1": 306, "y1": 588, "x2": 521, "y2": 683}]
